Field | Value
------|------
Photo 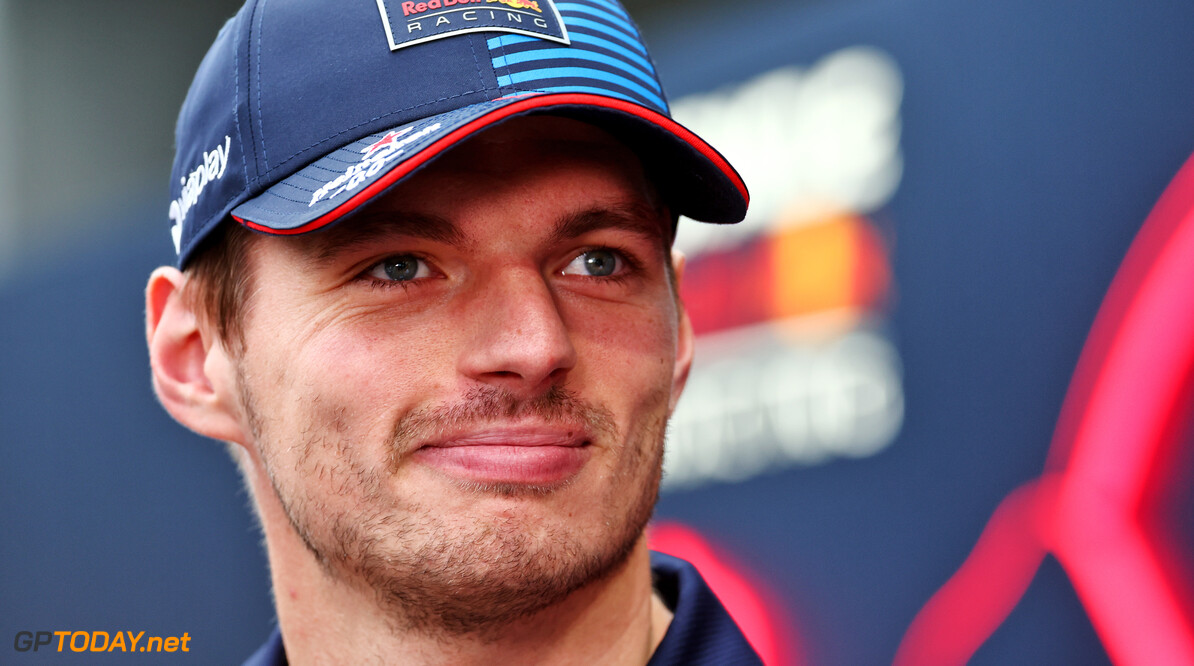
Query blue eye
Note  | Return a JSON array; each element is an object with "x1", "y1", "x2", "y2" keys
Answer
[
  {"x1": 563, "y1": 249, "x2": 622, "y2": 277},
  {"x1": 368, "y1": 255, "x2": 429, "y2": 282}
]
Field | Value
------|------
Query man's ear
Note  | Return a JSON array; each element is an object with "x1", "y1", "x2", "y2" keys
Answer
[
  {"x1": 146, "y1": 266, "x2": 249, "y2": 445},
  {"x1": 669, "y1": 250, "x2": 694, "y2": 414}
]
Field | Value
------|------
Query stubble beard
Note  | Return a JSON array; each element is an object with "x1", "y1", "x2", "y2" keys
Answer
[{"x1": 238, "y1": 373, "x2": 668, "y2": 639}]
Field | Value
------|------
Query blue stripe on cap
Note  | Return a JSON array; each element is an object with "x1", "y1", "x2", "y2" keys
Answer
[
  {"x1": 485, "y1": 15, "x2": 643, "y2": 54},
  {"x1": 488, "y1": 34, "x2": 536, "y2": 49},
  {"x1": 556, "y1": 3, "x2": 640, "y2": 36},
  {"x1": 489, "y1": 32, "x2": 656, "y2": 76},
  {"x1": 492, "y1": 48, "x2": 662, "y2": 93},
  {"x1": 495, "y1": 67, "x2": 667, "y2": 109},
  {"x1": 564, "y1": 18, "x2": 646, "y2": 55},
  {"x1": 584, "y1": 0, "x2": 631, "y2": 19}
]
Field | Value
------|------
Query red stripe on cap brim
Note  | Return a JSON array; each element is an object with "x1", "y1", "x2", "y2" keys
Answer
[{"x1": 232, "y1": 93, "x2": 748, "y2": 235}]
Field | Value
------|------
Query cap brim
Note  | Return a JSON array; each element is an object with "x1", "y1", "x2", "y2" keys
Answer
[{"x1": 231, "y1": 92, "x2": 748, "y2": 235}]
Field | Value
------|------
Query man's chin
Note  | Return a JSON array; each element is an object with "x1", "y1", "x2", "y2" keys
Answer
[{"x1": 336, "y1": 509, "x2": 649, "y2": 637}]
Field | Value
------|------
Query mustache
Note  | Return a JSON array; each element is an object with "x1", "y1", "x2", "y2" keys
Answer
[{"x1": 388, "y1": 386, "x2": 617, "y2": 466}]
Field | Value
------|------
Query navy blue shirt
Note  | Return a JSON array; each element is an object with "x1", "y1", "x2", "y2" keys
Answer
[{"x1": 245, "y1": 552, "x2": 762, "y2": 665}]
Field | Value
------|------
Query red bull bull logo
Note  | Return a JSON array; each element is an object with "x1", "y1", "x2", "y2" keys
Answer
[{"x1": 488, "y1": 0, "x2": 542, "y2": 12}]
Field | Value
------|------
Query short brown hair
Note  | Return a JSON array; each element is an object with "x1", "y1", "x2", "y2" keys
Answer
[{"x1": 181, "y1": 221, "x2": 257, "y2": 354}]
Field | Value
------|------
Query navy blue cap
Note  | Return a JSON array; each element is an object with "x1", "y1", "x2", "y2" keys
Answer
[{"x1": 169, "y1": 0, "x2": 749, "y2": 267}]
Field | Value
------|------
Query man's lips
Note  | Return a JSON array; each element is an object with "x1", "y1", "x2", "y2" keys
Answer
[{"x1": 412, "y1": 426, "x2": 591, "y2": 486}]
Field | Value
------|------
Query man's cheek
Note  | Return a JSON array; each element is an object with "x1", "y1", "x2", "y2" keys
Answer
[
  {"x1": 575, "y1": 304, "x2": 676, "y2": 360},
  {"x1": 310, "y1": 324, "x2": 455, "y2": 389}
]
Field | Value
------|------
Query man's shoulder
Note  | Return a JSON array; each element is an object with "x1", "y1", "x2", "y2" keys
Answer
[
  {"x1": 243, "y1": 552, "x2": 764, "y2": 666},
  {"x1": 243, "y1": 627, "x2": 285, "y2": 666},
  {"x1": 648, "y1": 551, "x2": 764, "y2": 666}
]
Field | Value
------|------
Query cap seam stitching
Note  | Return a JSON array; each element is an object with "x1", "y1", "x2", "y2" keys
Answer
[
  {"x1": 244, "y1": 0, "x2": 264, "y2": 181},
  {"x1": 467, "y1": 35, "x2": 489, "y2": 99},
  {"x1": 254, "y1": 0, "x2": 271, "y2": 168},
  {"x1": 233, "y1": 14, "x2": 249, "y2": 184},
  {"x1": 493, "y1": 35, "x2": 512, "y2": 96}
]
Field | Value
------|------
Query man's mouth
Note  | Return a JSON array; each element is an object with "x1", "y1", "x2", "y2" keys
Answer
[{"x1": 412, "y1": 425, "x2": 592, "y2": 487}]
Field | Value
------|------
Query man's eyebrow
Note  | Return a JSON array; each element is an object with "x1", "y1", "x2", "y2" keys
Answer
[
  {"x1": 304, "y1": 212, "x2": 465, "y2": 264},
  {"x1": 298, "y1": 201, "x2": 668, "y2": 265},
  {"x1": 548, "y1": 201, "x2": 671, "y2": 248}
]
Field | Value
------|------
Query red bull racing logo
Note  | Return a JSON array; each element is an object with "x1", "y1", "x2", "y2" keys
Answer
[{"x1": 376, "y1": 0, "x2": 568, "y2": 52}]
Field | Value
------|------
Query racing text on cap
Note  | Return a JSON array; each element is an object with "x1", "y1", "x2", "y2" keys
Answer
[{"x1": 375, "y1": 0, "x2": 570, "y2": 52}]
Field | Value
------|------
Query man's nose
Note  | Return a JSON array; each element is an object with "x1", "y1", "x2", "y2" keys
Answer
[{"x1": 457, "y1": 269, "x2": 578, "y2": 394}]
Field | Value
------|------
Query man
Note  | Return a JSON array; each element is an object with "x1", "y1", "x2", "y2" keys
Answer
[{"x1": 146, "y1": 0, "x2": 757, "y2": 663}]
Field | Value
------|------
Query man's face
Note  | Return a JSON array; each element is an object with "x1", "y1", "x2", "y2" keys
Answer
[{"x1": 228, "y1": 117, "x2": 691, "y2": 633}]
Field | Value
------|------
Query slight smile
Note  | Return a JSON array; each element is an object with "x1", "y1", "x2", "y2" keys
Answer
[{"x1": 412, "y1": 426, "x2": 593, "y2": 487}]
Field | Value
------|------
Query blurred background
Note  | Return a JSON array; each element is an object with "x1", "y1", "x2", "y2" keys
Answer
[{"x1": 4, "y1": 0, "x2": 1194, "y2": 663}]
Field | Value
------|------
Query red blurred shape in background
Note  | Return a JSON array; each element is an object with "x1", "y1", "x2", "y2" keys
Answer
[
  {"x1": 650, "y1": 521, "x2": 801, "y2": 666},
  {"x1": 896, "y1": 151, "x2": 1194, "y2": 665}
]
